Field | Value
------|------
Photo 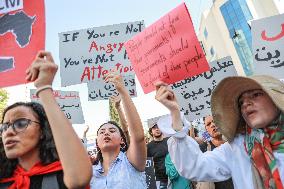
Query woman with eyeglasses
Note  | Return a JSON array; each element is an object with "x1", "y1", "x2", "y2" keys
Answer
[
  {"x1": 90, "y1": 72, "x2": 147, "y2": 189},
  {"x1": 0, "y1": 51, "x2": 92, "y2": 189}
]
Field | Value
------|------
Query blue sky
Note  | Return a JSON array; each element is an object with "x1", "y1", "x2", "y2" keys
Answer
[{"x1": 7, "y1": 0, "x2": 212, "y2": 137}]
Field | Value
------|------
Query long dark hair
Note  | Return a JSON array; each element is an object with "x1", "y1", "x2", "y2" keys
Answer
[
  {"x1": 94, "y1": 121, "x2": 128, "y2": 165},
  {"x1": 0, "y1": 102, "x2": 59, "y2": 178}
]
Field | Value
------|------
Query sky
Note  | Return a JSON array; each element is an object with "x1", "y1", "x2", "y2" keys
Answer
[{"x1": 5, "y1": 0, "x2": 212, "y2": 138}]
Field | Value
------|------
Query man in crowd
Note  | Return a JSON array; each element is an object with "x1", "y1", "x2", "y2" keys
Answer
[
  {"x1": 203, "y1": 115, "x2": 234, "y2": 189},
  {"x1": 147, "y1": 123, "x2": 168, "y2": 189}
]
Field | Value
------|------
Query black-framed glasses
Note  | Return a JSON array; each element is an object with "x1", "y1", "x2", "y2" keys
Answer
[{"x1": 0, "y1": 118, "x2": 40, "y2": 135}]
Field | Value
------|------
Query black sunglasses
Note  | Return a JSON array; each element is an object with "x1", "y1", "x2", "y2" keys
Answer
[{"x1": 0, "y1": 118, "x2": 40, "y2": 135}]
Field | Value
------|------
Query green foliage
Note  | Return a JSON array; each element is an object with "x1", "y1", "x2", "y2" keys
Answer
[
  {"x1": 0, "y1": 89, "x2": 8, "y2": 120},
  {"x1": 109, "y1": 99, "x2": 120, "y2": 124}
]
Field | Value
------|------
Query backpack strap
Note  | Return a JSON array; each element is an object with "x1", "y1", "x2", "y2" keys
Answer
[
  {"x1": 42, "y1": 173, "x2": 60, "y2": 189},
  {"x1": 0, "y1": 182, "x2": 10, "y2": 189}
]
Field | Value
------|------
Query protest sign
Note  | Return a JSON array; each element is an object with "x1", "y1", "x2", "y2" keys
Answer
[
  {"x1": 252, "y1": 13, "x2": 284, "y2": 78},
  {"x1": 30, "y1": 89, "x2": 85, "y2": 124},
  {"x1": 0, "y1": 0, "x2": 45, "y2": 87},
  {"x1": 147, "y1": 114, "x2": 167, "y2": 128},
  {"x1": 87, "y1": 75, "x2": 136, "y2": 101},
  {"x1": 170, "y1": 56, "x2": 237, "y2": 121},
  {"x1": 124, "y1": 3, "x2": 209, "y2": 93},
  {"x1": 145, "y1": 157, "x2": 157, "y2": 189},
  {"x1": 59, "y1": 21, "x2": 144, "y2": 87},
  {"x1": 0, "y1": 0, "x2": 23, "y2": 14}
]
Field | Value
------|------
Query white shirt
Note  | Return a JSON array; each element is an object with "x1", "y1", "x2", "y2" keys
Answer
[{"x1": 167, "y1": 131, "x2": 284, "y2": 189}]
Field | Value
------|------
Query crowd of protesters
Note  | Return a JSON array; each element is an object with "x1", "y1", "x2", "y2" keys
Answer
[{"x1": 1, "y1": 51, "x2": 283, "y2": 189}]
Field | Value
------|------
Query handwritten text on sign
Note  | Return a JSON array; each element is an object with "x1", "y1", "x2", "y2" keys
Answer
[
  {"x1": 87, "y1": 75, "x2": 137, "y2": 101},
  {"x1": 0, "y1": 0, "x2": 23, "y2": 14},
  {"x1": 252, "y1": 13, "x2": 284, "y2": 78},
  {"x1": 170, "y1": 56, "x2": 237, "y2": 121},
  {"x1": 124, "y1": 3, "x2": 209, "y2": 93},
  {"x1": 59, "y1": 21, "x2": 144, "y2": 87},
  {"x1": 30, "y1": 90, "x2": 85, "y2": 124}
]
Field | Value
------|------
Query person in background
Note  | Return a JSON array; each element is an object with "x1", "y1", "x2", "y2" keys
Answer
[
  {"x1": 82, "y1": 125, "x2": 89, "y2": 149},
  {"x1": 90, "y1": 71, "x2": 146, "y2": 189},
  {"x1": 147, "y1": 123, "x2": 168, "y2": 189},
  {"x1": 0, "y1": 51, "x2": 92, "y2": 189},
  {"x1": 154, "y1": 75, "x2": 284, "y2": 189},
  {"x1": 165, "y1": 153, "x2": 192, "y2": 189},
  {"x1": 201, "y1": 115, "x2": 234, "y2": 189}
]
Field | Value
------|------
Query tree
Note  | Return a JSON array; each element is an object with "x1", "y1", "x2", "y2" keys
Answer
[
  {"x1": 0, "y1": 89, "x2": 8, "y2": 120},
  {"x1": 109, "y1": 99, "x2": 120, "y2": 124}
]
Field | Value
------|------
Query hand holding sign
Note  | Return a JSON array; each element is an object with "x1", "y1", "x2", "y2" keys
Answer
[
  {"x1": 104, "y1": 71, "x2": 127, "y2": 94},
  {"x1": 155, "y1": 81, "x2": 179, "y2": 112},
  {"x1": 26, "y1": 51, "x2": 58, "y2": 88}
]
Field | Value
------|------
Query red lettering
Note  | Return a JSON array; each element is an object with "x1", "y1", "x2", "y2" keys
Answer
[
  {"x1": 81, "y1": 67, "x2": 90, "y2": 82},
  {"x1": 124, "y1": 67, "x2": 129, "y2": 72},
  {"x1": 118, "y1": 42, "x2": 124, "y2": 52},
  {"x1": 89, "y1": 41, "x2": 99, "y2": 52},
  {"x1": 106, "y1": 44, "x2": 113, "y2": 53},
  {"x1": 102, "y1": 70, "x2": 108, "y2": 76},
  {"x1": 115, "y1": 63, "x2": 122, "y2": 71}
]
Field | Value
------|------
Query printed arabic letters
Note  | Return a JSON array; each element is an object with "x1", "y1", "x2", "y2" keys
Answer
[
  {"x1": 255, "y1": 46, "x2": 280, "y2": 61},
  {"x1": 271, "y1": 59, "x2": 284, "y2": 68},
  {"x1": 65, "y1": 112, "x2": 71, "y2": 119},
  {"x1": 203, "y1": 68, "x2": 214, "y2": 80},
  {"x1": 89, "y1": 91, "x2": 98, "y2": 99},
  {"x1": 129, "y1": 89, "x2": 135, "y2": 96},
  {"x1": 255, "y1": 46, "x2": 284, "y2": 68},
  {"x1": 261, "y1": 24, "x2": 284, "y2": 41},
  {"x1": 188, "y1": 103, "x2": 204, "y2": 115},
  {"x1": 204, "y1": 88, "x2": 212, "y2": 97},
  {"x1": 205, "y1": 100, "x2": 211, "y2": 108}
]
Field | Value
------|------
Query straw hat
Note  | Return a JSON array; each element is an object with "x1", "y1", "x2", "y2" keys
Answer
[{"x1": 211, "y1": 75, "x2": 284, "y2": 142}]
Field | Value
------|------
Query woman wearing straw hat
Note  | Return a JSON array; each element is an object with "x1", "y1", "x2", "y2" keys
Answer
[{"x1": 154, "y1": 75, "x2": 284, "y2": 189}]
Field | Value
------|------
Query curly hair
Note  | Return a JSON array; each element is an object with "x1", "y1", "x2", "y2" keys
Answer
[
  {"x1": 0, "y1": 102, "x2": 59, "y2": 178},
  {"x1": 94, "y1": 121, "x2": 128, "y2": 165}
]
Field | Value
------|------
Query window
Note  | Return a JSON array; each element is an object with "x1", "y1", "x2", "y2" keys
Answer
[
  {"x1": 210, "y1": 47, "x2": 215, "y2": 56},
  {"x1": 204, "y1": 28, "x2": 208, "y2": 39}
]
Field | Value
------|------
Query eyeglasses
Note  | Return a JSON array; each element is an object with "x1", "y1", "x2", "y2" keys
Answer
[{"x1": 0, "y1": 118, "x2": 40, "y2": 135}]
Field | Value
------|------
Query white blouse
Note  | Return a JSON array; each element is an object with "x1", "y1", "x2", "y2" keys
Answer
[{"x1": 167, "y1": 131, "x2": 284, "y2": 189}]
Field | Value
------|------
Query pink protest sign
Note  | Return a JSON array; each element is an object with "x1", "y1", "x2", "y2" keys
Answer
[{"x1": 124, "y1": 3, "x2": 210, "y2": 93}]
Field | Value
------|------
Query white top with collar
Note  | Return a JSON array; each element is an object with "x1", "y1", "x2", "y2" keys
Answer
[{"x1": 167, "y1": 130, "x2": 284, "y2": 189}]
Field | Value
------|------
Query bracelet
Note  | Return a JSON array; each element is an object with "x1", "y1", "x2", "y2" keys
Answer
[{"x1": 35, "y1": 85, "x2": 53, "y2": 97}]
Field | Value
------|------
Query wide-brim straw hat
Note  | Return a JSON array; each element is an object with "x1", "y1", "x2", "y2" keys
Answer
[{"x1": 211, "y1": 75, "x2": 284, "y2": 142}]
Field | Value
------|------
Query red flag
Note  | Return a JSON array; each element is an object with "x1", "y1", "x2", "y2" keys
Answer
[{"x1": 0, "y1": 0, "x2": 45, "y2": 87}]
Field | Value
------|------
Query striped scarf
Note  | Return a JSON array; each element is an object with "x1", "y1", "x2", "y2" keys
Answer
[{"x1": 245, "y1": 113, "x2": 284, "y2": 189}]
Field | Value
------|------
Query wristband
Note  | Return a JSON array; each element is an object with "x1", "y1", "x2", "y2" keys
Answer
[{"x1": 35, "y1": 85, "x2": 53, "y2": 97}]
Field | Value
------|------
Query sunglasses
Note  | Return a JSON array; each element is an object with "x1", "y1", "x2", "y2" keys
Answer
[{"x1": 0, "y1": 118, "x2": 40, "y2": 135}]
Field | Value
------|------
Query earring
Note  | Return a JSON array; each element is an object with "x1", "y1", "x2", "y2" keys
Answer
[{"x1": 120, "y1": 143, "x2": 126, "y2": 151}]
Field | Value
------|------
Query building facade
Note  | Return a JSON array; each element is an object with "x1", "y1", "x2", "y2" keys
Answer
[{"x1": 198, "y1": 0, "x2": 284, "y2": 76}]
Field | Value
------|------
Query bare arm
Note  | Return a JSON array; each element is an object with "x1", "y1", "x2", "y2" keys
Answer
[
  {"x1": 110, "y1": 95, "x2": 130, "y2": 144},
  {"x1": 105, "y1": 72, "x2": 146, "y2": 171},
  {"x1": 154, "y1": 81, "x2": 183, "y2": 132},
  {"x1": 26, "y1": 51, "x2": 92, "y2": 189},
  {"x1": 117, "y1": 106, "x2": 130, "y2": 144}
]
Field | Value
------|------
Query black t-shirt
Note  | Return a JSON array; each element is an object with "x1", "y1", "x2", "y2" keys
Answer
[
  {"x1": 0, "y1": 171, "x2": 67, "y2": 189},
  {"x1": 147, "y1": 138, "x2": 168, "y2": 183}
]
